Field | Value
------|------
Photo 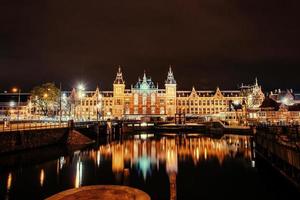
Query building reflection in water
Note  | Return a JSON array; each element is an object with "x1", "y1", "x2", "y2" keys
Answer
[
  {"x1": 75, "y1": 158, "x2": 83, "y2": 188},
  {"x1": 93, "y1": 134, "x2": 252, "y2": 200},
  {"x1": 40, "y1": 169, "x2": 45, "y2": 187},
  {"x1": 7, "y1": 173, "x2": 12, "y2": 191}
]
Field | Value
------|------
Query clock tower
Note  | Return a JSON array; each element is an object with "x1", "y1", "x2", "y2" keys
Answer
[
  {"x1": 113, "y1": 66, "x2": 125, "y2": 118},
  {"x1": 165, "y1": 66, "x2": 177, "y2": 116}
]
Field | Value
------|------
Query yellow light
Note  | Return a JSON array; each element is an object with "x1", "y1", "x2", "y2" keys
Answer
[
  {"x1": 77, "y1": 84, "x2": 85, "y2": 91},
  {"x1": 40, "y1": 169, "x2": 45, "y2": 187},
  {"x1": 7, "y1": 173, "x2": 12, "y2": 191},
  {"x1": 12, "y1": 88, "x2": 18, "y2": 93},
  {"x1": 43, "y1": 93, "x2": 48, "y2": 98}
]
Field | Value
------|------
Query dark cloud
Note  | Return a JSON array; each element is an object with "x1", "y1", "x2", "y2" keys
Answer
[{"x1": 0, "y1": 0, "x2": 299, "y2": 91}]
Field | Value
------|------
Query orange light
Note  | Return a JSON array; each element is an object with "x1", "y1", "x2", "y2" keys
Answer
[{"x1": 12, "y1": 88, "x2": 18, "y2": 93}]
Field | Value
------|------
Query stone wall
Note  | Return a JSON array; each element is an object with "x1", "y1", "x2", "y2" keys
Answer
[{"x1": 0, "y1": 128, "x2": 69, "y2": 154}]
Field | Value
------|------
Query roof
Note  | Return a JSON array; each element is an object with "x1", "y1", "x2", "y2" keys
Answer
[
  {"x1": 260, "y1": 97, "x2": 280, "y2": 111},
  {"x1": 133, "y1": 72, "x2": 157, "y2": 90},
  {"x1": 176, "y1": 90, "x2": 240, "y2": 97}
]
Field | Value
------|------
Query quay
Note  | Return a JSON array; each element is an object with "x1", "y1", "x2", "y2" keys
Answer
[{"x1": 255, "y1": 125, "x2": 300, "y2": 190}]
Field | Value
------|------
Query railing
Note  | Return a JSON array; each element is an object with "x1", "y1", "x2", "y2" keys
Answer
[{"x1": 0, "y1": 121, "x2": 68, "y2": 132}]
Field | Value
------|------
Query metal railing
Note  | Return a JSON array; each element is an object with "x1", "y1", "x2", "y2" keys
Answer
[{"x1": 0, "y1": 121, "x2": 68, "y2": 132}]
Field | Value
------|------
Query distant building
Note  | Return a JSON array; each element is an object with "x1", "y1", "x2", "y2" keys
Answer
[
  {"x1": 2, "y1": 67, "x2": 278, "y2": 124},
  {"x1": 0, "y1": 93, "x2": 31, "y2": 120},
  {"x1": 269, "y1": 89, "x2": 300, "y2": 106},
  {"x1": 72, "y1": 66, "x2": 264, "y2": 122}
]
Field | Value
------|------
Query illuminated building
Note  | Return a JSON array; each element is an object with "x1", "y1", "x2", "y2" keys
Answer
[
  {"x1": 0, "y1": 93, "x2": 31, "y2": 120},
  {"x1": 73, "y1": 66, "x2": 264, "y2": 122},
  {"x1": 252, "y1": 96, "x2": 300, "y2": 125}
]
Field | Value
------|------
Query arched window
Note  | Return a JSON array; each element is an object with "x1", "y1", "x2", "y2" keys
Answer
[
  {"x1": 134, "y1": 93, "x2": 138, "y2": 105},
  {"x1": 142, "y1": 93, "x2": 147, "y2": 105},
  {"x1": 151, "y1": 93, "x2": 156, "y2": 105}
]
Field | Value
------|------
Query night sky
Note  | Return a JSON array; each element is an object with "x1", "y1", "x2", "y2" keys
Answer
[{"x1": 0, "y1": 0, "x2": 299, "y2": 92}]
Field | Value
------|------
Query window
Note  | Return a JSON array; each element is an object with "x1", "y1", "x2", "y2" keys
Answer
[
  {"x1": 143, "y1": 107, "x2": 147, "y2": 114},
  {"x1": 142, "y1": 94, "x2": 147, "y2": 105},
  {"x1": 160, "y1": 107, "x2": 165, "y2": 114},
  {"x1": 151, "y1": 93, "x2": 156, "y2": 105},
  {"x1": 134, "y1": 107, "x2": 138, "y2": 114},
  {"x1": 177, "y1": 100, "x2": 181, "y2": 106},
  {"x1": 151, "y1": 107, "x2": 155, "y2": 114},
  {"x1": 134, "y1": 93, "x2": 138, "y2": 105}
]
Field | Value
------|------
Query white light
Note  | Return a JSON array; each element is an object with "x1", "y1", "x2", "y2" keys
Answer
[
  {"x1": 141, "y1": 122, "x2": 147, "y2": 127},
  {"x1": 251, "y1": 160, "x2": 255, "y2": 168},
  {"x1": 77, "y1": 84, "x2": 85, "y2": 91},
  {"x1": 233, "y1": 100, "x2": 240, "y2": 105},
  {"x1": 9, "y1": 101, "x2": 15, "y2": 107}
]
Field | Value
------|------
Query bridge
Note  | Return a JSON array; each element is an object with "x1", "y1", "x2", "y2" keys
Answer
[{"x1": 0, "y1": 120, "x2": 110, "y2": 154}]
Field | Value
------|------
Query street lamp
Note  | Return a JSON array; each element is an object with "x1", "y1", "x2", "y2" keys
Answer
[{"x1": 12, "y1": 87, "x2": 21, "y2": 121}]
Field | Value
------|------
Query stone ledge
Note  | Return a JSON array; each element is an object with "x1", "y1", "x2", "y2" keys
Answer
[{"x1": 45, "y1": 185, "x2": 151, "y2": 200}]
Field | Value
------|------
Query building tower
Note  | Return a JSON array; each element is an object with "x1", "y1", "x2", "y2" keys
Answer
[
  {"x1": 113, "y1": 66, "x2": 125, "y2": 118},
  {"x1": 165, "y1": 66, "x2": 177, "y2": 117}
]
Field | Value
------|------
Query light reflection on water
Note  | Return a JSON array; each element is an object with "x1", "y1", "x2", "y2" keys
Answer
[{"x1": 2, "y1": 134, "x2": 293, "y2": 200}]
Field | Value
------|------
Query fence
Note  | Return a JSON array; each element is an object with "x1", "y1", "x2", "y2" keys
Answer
[{"x1": 0, "y1": 121, "x2": 68, "y2": 132}]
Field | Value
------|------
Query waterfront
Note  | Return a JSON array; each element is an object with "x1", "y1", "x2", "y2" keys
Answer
[{"x1": 0, "y1": 133, "x2": 299, "y2": 200}]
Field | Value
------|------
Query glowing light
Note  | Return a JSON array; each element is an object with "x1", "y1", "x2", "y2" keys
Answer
[
  {"x1": 7, "y1": 173, "x2": 12, "y2": 191},
  {"x1": 59, "y1": 156, "x2": 65, "y2": 170},
  {"x1": 97, "y1": 151, "x2": 101, "y2": 167},
  {"x1": 75, "y1": 160, "x2": 83, "y2": 188},
  {"x1": 77, "y1": 84, "x2": 85, "y2": 91},
  {"x1": 138, "y1": 156, "x2": 151, "y2": 180},
  {"x1": 204, "y1": 148, "x2": 207, "y2": 160},
  {"x1": 12, "y1": 88, "x2": 18, "y2": 93},
  {"x1": 9, "y1": 101, "x2": 15, "y2": 107},
  {"x1": 251, "y1": 160, "x2": 255, "y2": 168},
  {"x1": 40, "y1": 169, "x2": 45, "y2": 187},
  {"x1": 140, "y1": 122, "x2": 148, "y2": 127},
  {"x1": 62, "y1": 93, "x2": 67, "y2": 100},
  {"x1": 233, "y1": 100, "x2": 240, "y2": 105}
]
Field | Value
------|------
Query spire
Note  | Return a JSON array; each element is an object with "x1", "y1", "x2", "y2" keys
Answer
[
  {"x1": 255, "y1": 77, "x2": 258, "y2": 86},
  {"x1": 165, "y1": 65, "x2": 176, "y2": 84},
  {"x1": 143, "y1": 70, "x2": 147, "y2": 82},
  {"x1": 114, "y1": 65, "x2": 125, "y2": 84}
]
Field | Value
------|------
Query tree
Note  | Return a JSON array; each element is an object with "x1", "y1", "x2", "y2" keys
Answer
[{"x1": 31, "y1": 83, "x2": 60, "y2": 116}]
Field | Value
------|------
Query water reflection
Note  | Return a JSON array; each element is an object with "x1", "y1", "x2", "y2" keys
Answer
[
  {"x1": 92, "y1": 134, "x2": 252, "y2": 200},
  {"x1": 96, "y1": 135, "x2": 252, "y2": 179},
  {"x1": 40, "y1": 169, "x2": 45, "y2": 187},
  {"x1": 7, "y1": 173, "x2": 12, "y2": 191},
  {"x1": 75, "y1": 159, "x2": 83, "y2": 188}
]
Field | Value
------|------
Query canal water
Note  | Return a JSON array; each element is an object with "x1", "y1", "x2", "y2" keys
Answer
[{"x1": 0, "y1": 133, "x2": 299, "y2": 200}]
